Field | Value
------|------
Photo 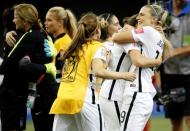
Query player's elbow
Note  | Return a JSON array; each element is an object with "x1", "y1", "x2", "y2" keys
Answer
[{"x1": 93, "y1": 68, "x2": 105, "y2": 78}]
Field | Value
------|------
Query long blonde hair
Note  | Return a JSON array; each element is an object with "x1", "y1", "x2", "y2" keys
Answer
[
  {"x1": 48, "y1": 6, "x2": 77, "y2": 38},
  {"x1": 145, "y1": 4, "x2": 173, "y2": 60},
  {"x1": 144, "y1": 4, "x2": 168, "y2": 26},
  {"x1": 14, "y1": 3, "x2": 43, "y2": 30}
]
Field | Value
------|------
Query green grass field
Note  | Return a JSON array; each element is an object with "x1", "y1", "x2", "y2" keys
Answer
[
  {"x1": 150, "y1": 116, "x2": 171, "y2": 131},
  {"x1": 25, "y1": 116, "x2": 184, "y2": 131}
]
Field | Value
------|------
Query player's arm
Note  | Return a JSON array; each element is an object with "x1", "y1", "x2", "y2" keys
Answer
[
  {"x1": 128, "y1": 49, "x2": 161, "y2": 68},
  {"x1": 162, "y1": 38, "x2": 190, "y2": 60},
  {"x1": 92, "y1": 58, "x2": 135, "y2": 81},
  {"x1": 112, "y1": 29, "x2": 135, "y2": 44},
  {"x1": 92, "y1": 47, "x2": 136, "y2": 81},
  {"x1": 171, "y1": 46, "x2": 190, "y2": 57}
]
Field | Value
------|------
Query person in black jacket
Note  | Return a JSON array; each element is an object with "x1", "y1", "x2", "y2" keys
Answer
[{"x1": 0, "y1": 3, "x2": 56, "y2": 131}]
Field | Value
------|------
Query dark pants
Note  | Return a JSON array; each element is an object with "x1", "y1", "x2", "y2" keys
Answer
[
  {"x1": 161, "y1": 74, "x2": 190, "y2": 119},
  {"x1": 31, "y1": 74, "x2": 58, "y2": 131}
]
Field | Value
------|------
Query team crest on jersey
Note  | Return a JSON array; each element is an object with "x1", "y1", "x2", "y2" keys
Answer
[{"x1": 135, "y1": 28, "x2": 144, "y2": 34}]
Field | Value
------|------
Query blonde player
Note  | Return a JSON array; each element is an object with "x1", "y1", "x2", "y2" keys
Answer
[
  {"x1": 98, "y1": 13, "x2": 162, "y2": 131},
  {"x1": 113, "y1": 4, "x2": 166, "y2": 131}
]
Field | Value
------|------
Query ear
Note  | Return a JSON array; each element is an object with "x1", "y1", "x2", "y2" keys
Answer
[
  {"x1": 151, "y1": 17, "x2": 159, "y2": 25},
  {"x1": 97, "y1": 28, "x2": 101, "y2": 38},
  {"x1": 94, "y1": 28, "x2": 101, "y2": 39},
  {"x1": 23, "y1": 19, "x2": 28, "y2": 25}
]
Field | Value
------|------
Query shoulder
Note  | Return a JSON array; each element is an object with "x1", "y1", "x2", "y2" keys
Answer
[
  {"x1": 142, "y1": 26, "x2": 156, "y2": 33},
  {"x1": 85, "y1": 40, "x2": 103, "y2": 53},
  {"x1": 56, "y1": 33, "x2": 72, "y2": 44},
  {"x1": 136, "y1": 26, "x2": 160, "y2": 36},
  {"x1": 26, "y1": 29, "x2": 44, "y2": 39},
  {"x1": 89, "y1": 40, "x2": 103, "y2": 47}
]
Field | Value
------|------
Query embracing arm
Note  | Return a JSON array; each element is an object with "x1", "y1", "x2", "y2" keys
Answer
[
  {"x1": 112, "y1": 29, "x2": 135, "y2": 44},
  {"x1": 92, "y1": 58, "x2": 136, "y2": 81},
  {"x1": 5, "y1": 30, "x2": 17, "y2": 47},
  {"x1": 129, "y1": 50, "x2": 161, "y2": 68}
]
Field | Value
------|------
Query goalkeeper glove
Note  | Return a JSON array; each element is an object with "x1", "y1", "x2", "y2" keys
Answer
[
  {"x1": 45, "y1": 63, "x2": 56, "y2": 78},
  {"x1": 44, "y1": 38, "x2": 57, "y2": 58}
]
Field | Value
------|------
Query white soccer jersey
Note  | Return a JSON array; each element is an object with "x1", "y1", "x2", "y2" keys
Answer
[
  {"x1": 124, "y1": 26, "x2": 164, "y2": 96},
  {"x1": 120, "y1": 26, "x2": 164, "y2": 131},
  {"x1": 99, "y1": 41, "x2": 139, "y2": 101},
  {"x1": 85, "y1": 47, "x2": 107, "y2": 104}
]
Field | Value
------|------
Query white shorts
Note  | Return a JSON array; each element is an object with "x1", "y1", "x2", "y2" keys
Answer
[
  {"x1": 99, "y1": 96, "x2": 121, "y2": 131},
  {"x1": 53, "y1": 102, "x2": 105, "y2": 131},
  {"x1": 120, "y1": 92, "x2": 154, "y2": 131}
]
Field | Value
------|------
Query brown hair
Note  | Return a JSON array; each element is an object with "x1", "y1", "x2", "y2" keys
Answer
[
  {"x1": 62, "y1": 12, "x2": 99, "y2": 60},
  {"x1": 98, "y1": 13, "x2": 115, "y2": 41},
  {"x1": 122, "y1": 14, "x2": 137, "y2": 27}
]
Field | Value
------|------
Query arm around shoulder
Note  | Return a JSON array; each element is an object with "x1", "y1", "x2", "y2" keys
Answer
[{"x1": 112, "y1": 30, "x2": 135, "y2": 44}]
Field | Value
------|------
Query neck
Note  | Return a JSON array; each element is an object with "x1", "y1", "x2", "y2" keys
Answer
[
  {"x1": 53, "y1": 29, "x2": 65, "y2": 38},
  {"x1": 24, "y1": 24, "x2": 32, "y2": 32},
  {"x1": 106, "y1": 37, "x2": 112, "y2": 42}
]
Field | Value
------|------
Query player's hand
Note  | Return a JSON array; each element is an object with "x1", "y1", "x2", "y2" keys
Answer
[
  {"x1": 119, "y1": 24, "x2": 134, "y2": 33},
  {"x1": 45, "y1": 62, "x2": 56, "y2": 78},
  {"x1": 5, "y1": 31, "x2": 17, "y2": 47},
  {"x1": 105, "y1": 50, "x2": 111, "y2": 68},
  {"x1": 156, "y1": 55, "x2": 162, "y2": 67},
  {"x1": 123, "y1": 24, "x2": 135, "y2": 31},
  {"x1": 122, "y1": 72, "x2": 136, "y2": 82},
  {"x1": 43, "y1": 39, "x2": 57, "y2": 58},
  {"x1": 155, "y1": 56, "x2": 163, "y2": 71}
]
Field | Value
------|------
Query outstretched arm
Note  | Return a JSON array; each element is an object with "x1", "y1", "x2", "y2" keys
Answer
[{"x1": 92, "y1": 58, "x2": 136, "y2": 81}]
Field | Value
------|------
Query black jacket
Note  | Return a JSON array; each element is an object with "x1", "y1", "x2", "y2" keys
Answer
[{"x1": 0, "y1": 26, "x2": 52, "y2": 109}]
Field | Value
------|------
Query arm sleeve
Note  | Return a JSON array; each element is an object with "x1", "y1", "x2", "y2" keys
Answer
[
  {"x1": 131, "y1": 26, "x2": 155, "y2": 46},
  {"x1": 19, "y1": 63, "x2": 46, "y2": 82},
  {"x1": 93, "y1": 47, "x2": 107, "y2": 63},
  {"x1": 0, "y1": 33, "x2": 32, "y2": 74}
]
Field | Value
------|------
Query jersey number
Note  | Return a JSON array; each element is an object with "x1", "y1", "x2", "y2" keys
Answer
[
  {"x1": 150, "y1": 50, "x2": 160, "y2": 71},
  {"x1": 120, "y1": 110, "x2": 126, "y2": 123}
]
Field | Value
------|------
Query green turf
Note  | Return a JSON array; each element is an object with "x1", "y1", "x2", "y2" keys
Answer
[
  {"x1": 150, "y1": 116, "x2": 188, "y2": 131},
  {"x1": 25, "y1": 116, "x2": 188, "y2": 131},
  {"x1": 150, "y1": 116, "x2": 171, "y2": 131},
  {"x1": 26, "y1": 121, "x2": 34, "y2": 131}
]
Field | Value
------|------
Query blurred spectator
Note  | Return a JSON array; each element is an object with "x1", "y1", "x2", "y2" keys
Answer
[
  {"x1": 160, "y1": 0, "x2": 190, "y2": 131},
  {"x1": 1, "y1": 7, "x2": 15, "y2": 58}
]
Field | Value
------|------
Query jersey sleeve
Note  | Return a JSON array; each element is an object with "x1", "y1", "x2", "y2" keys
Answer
[
  {"x1": 93, "y1": 47, "x2": 107, "y2": 62},
  {"x1": 131, "y1": 26, "x2": 156, "y2": 46}
]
